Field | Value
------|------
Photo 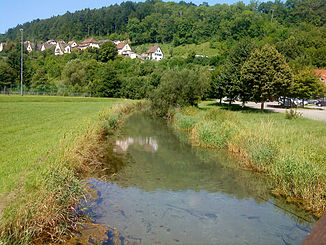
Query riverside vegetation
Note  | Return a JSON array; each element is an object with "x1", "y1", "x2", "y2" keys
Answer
[
  {"x1": 171, "y1": 102, "x2": 326, "y2": 217},
  {"x1": 0, "y1": 95, "x2": 147, "y2": 244}
]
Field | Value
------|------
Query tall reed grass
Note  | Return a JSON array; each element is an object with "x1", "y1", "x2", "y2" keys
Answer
[{"x1": 172, "y1": 104, "x2": 326, "y2": 216}]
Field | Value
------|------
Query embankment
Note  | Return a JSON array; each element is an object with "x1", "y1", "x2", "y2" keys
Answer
[{"x1": 171, "y1": 102, "x2": 326, "y2": 217}]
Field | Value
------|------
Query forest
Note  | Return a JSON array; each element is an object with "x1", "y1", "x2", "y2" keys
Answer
[{"x1": 0, "y1": 0, "x2": 325, "y2": 111}]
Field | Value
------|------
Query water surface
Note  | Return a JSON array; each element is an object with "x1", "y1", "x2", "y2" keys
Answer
[{"x1": 86, "y1": 113, "x2": 315, "y2": 244}]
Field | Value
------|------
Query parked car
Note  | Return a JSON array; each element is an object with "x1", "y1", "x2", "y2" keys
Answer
[
  {"x1": 307, "y1": 99, "x2": 318, "y2": 105},
  {"x1": 316, "y1": 99, "x2": 326, "y2": 107},
  {"x1": 278, "y1": 98, "x2": 296, "y2": 107}
]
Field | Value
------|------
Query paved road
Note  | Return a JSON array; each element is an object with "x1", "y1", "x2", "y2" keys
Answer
[{"x1": 232, "y1": 101, "x2": 326, "y2": 122}]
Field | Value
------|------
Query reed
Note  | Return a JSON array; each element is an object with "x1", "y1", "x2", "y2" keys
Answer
[{"x1": 171, "y1": 102, "x2": 326, "y2": 216}]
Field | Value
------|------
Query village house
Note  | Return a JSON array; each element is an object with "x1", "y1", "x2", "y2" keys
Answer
[
  {"x1": 128, "y1": 51, "x2": 140, "y2": 59},
  {"x1": 116, "y1": 41, "x2": 132, "y2": 56},
  {"x1": 40, "y1": 42, "x2": 55, "y2": 51},
  {"x1": 78, "y1": 38, "x2": 100, "y2": 50},
  {"x1": 142, "y1": 46, "x2": 164, "y2": 61},
  {"x1": 312, "y1": 70, "x2": 326, "y2": 87},
  {"x1": 54, "y1": 41, "x2": 71, "y2": 55},
  {"x1": 24, "y1": 41, "x2": 35, "y2": 53},
  {"x1": 68, "y1": 41, "x2": 78, "y2": 48},
  {"x1": 47, "y1": 40, "x2": 57, "y2": 45},
  {"x1": 0, "y1": 42, "x2": 7, "y2": 52},
  {"x1": 98, "y1": 39, "x2": 112, "y2": 45}
]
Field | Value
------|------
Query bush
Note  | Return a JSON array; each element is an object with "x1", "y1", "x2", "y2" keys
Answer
[
  {"x1": 285, "y1": 109, "x2": 302, "y2": 120},
  {"x1": 149, "y1": 68, "x2": 210, "y2": 117}
]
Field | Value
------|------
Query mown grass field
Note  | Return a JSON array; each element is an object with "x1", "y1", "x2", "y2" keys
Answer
[
  {"x1": 172, "y1": 101, "x2": 326, "y2": 216},
  {"x1": 0, "y1": 96, "x2": 122, "y2": 195},
  {"x1": 0, "y1": 96, "x2": 149, "y2": 244}
]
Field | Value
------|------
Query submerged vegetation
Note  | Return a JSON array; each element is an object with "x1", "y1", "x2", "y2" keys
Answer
[
  {"x1": 171, "y1": 102, "x2": 326, "y2": 216},
  {"x1": 0, "y1": 96, "x2": 147, "y2": 244}
]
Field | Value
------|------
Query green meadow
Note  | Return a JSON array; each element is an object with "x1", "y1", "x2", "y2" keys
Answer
[{"x1": 0, "y1": 95, "x2": 122, "y2": 195}]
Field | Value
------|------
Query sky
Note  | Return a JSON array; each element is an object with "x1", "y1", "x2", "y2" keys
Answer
[{"x1": 0, "y1": 0, "x2": 257, "y2": 34}]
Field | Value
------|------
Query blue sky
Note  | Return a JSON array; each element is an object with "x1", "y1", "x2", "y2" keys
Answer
[{"x1": 1, "y1": 0, "x2": 257, "y2": 34}]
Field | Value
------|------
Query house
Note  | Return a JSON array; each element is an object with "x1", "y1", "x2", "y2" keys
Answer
[
  {"x1": 78, "y1": 38, "x2": 100, "y2": 50},
  {"x1": 24, "y1": 41, "x2": 34, "y2": 53},
  {"x1": 47, "y1": 40, "x2": 57, "y2": 45},
  {"x1": 98, "y1": 39, "x2": 112, "y2": 45},
  {"x1": 128, "y1": 51, "x2": 140, "y2": 59},
  {"x1": 40, "y1": 42, "x2": 55, "y2": 51},
  {"x1": 142, "y1": 46, "x2": 164, "y2": 61},
  {"x1": 55, "y1": 41, "x2": 71, "y2": 55},
  {"x1": 68, "y1": 41, "x2": 77, "y2": 48},
  {"x1": 0, "y1": 43, "x2": 7, "y2": 52},
  {"x1": 312, "y1": 70, "x2": 326, "y2": 87},
  {"x1": 116, "y1": 41, "x2": 132, "y2": 55}
]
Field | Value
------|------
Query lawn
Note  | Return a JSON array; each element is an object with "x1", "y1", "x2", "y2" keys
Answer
[{"x1": 0, "y1": 95, "x2": 122, "y2": 195}]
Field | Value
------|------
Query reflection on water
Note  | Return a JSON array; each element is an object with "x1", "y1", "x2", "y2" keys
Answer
[
  {"x1": 86, "y1": 113, "x2": 315, "y2": 244},
  {"x1": 114, "y1": 137, "x2": 158, "y2": 153}
]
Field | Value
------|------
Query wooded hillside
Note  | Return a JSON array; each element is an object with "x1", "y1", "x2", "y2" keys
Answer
[{"x1": 2, "y1": 0, "x2": 326, "y2": 46}]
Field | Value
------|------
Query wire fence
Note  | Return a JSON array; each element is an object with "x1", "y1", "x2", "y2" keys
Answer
[{"x1": 0, "y1": 90, "x2": 91, "y2": 97}]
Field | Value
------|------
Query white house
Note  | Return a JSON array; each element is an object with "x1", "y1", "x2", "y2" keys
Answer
[
  {"x1": 78, "y1": 38, "x2": 100, "y2": 50},
  {"x1": 143, "y1": 46, "x2": 164, "y2": 61},
  {"x1": 24, "y1": 41, "x2": 34, "y2": 53},
  {"x1": 116, "y1": 41, "x2": 131, "y2": 55},
  {"x1": 68, "y1": 41, "x2": 77, "y2": 48},
  {"x1": 47, "y1": 40, "x2": 57, "y2": 45},
  {"x1": 40, "y1": 42, "x2": 55, "y2": 51},
  {"x1": 129, "y1": 52, "x2": 140, "y2": 59},
  {"x1": 55, "y1": 41, "x2": 71, "y2": 55},
  {"x1": 0, "y1": 43, "x2": 6, "y2": 52}
]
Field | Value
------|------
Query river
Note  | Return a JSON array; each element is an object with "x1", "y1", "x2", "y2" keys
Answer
[{"x1": 85, "y1": 113, "x2": 315, "y2": 244}]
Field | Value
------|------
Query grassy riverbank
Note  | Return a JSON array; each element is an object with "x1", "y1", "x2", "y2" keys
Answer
[
  {"x1": 172, "y1": 101, "x2": 326, "y2": 216},
  {"x1": 0, "y1": 95, "x2": 146, "y2": 244}
]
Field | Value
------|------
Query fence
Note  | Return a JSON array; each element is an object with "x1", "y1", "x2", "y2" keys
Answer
[{"x1": 0, "y1": 90, "x2": 91, "y2": 97}]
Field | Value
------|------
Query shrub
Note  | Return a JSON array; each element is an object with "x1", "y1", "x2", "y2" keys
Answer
[
  {"x1": 285, "y1": 109, "x2": 302, "y2": 120},
  {"x1": 149, "y1": 68, "x2": 210, "y2": 117}
]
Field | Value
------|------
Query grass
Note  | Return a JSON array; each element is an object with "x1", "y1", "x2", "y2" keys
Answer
[
  {"x1": 0, "y1": 95, "x2": 123, "y2": 195},
  {"x1": 172, "y1": 101, "x2": 326, "y2": 216},
  {"x1": 133, "y1": 42, "x2": 222, "y2": 58},
  {"x1": 0, "y1": 95, "x2": 143, "y2": 243}
]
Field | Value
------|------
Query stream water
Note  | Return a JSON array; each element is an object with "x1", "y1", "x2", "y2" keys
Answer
[{"x1": 85, "y1": 113, "x2": 315, "y2": 244}]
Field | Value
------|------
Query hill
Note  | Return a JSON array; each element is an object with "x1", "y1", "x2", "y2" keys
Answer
[{"x1": 1, "y1": 0, "x2": 326, "y2": 46}]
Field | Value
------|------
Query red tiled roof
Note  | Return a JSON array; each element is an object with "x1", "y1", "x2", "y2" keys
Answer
[
  {"x1": 81, "y1": 38, "x2": 98, "y2": 44},
  {"x1": 312, "y1": 70, "x2": 326, "y2": 86},
  {"x1": 146, "y1": 45, "x2": 158, "y2": 54},
  {"x1": 116, "y1": 41, "x2": 127, "y2": 50}
]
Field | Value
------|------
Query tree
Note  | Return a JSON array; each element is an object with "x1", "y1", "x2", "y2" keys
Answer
[
  {"x1": 149, "y1": 68, "x2": 210, "y2": 117},
  {"x1": 98, "y1": 41, "x2": 118, "y2": 62},
  {"x1": 241, "y1": 44, "x2": 293, "y2": 111},
  {"x1": 0, "y1": 59, "x2": 16, "y2": 91},
  {"x1": 89, "y1": 64, "x2": 121, "y2": 97},
  {"x1": 210, "y1": 67, "x2": 225, "y2": 103},
  {"x1": 291, "y1": 68, "x2": 325, "y2": 106}
]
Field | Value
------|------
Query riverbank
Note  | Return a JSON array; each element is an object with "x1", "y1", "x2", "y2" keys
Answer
[
  {"x1": 0, "y1": 95, "x2": 146, "y2": 244},
  {"x1": 171, "y1": 101, "x2": 326, "y2": 217}
]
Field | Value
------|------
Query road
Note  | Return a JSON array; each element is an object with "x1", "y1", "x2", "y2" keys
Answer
[{"x1": 232, "y1": 101, "x2": 326, "y2": 122}]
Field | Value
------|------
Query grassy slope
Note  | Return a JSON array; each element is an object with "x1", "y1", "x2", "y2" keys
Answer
[
  {"x1": 0, "y1": 96, "x2": 122, "y2": 194},
  {"x1": 172, "y1": 101, "x2": 326, "y2": 216},
  {"x1": 133, "y1": 42, "x2": 221, "y2": 58}
]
